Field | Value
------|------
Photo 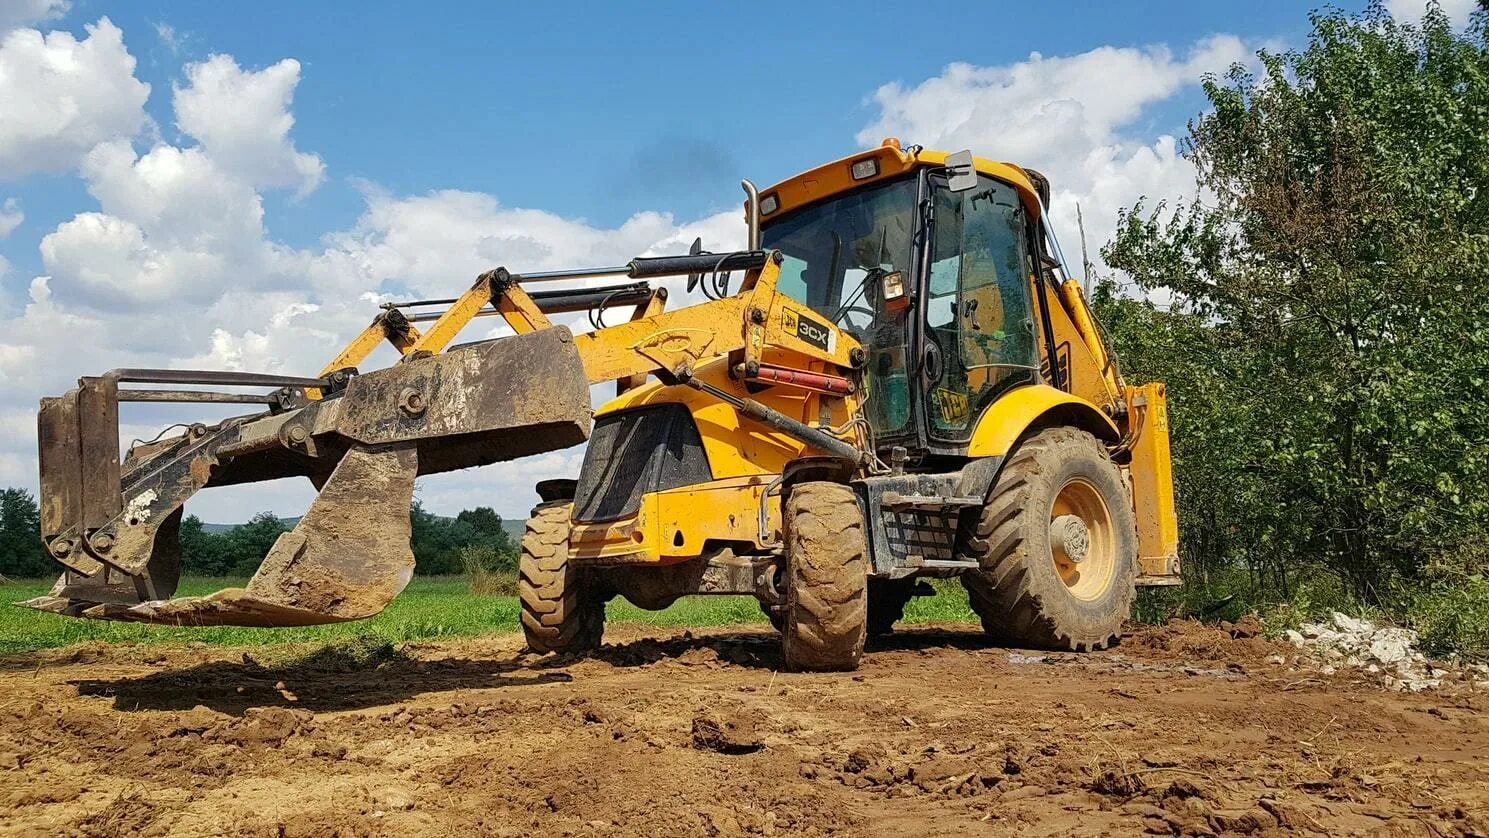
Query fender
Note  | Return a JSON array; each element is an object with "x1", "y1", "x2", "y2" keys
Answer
[{"x1": 966, "y1": 384, "x2": 1119, "y2": 458}]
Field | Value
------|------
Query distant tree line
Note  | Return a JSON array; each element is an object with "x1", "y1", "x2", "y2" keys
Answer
[{"x1": 0, "y1": 488, "x2": 517, "y2": 579}]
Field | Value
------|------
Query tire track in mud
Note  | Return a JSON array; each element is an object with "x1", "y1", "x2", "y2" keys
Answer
[{"x1": 1, "y1": 621, "x2": 1486, "y2": 837}]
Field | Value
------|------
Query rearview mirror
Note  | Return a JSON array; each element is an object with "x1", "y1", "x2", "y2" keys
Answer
[{"x1": 946, "y1": 150, "x2": 977, "y2": 192}]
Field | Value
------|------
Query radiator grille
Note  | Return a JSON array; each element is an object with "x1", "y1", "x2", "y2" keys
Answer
[
  {"x1": 573, "y1": 404, "x2": 711, "y2": 523},
  {"x1": 882, "y1": 509, "x2": 960, "y2": 563}
]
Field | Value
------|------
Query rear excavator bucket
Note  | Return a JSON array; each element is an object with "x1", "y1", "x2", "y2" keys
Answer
[{"x1": 21, "y1": 326, "x2": 592, "y2": 626}]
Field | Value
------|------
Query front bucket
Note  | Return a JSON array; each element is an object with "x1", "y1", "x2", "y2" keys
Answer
[
  {"x1": 21, "y1": 325, "x2": 593, "y2": 627},
  {"x1": 22, "y1": 443, "x2": 419, "y2": 626}
]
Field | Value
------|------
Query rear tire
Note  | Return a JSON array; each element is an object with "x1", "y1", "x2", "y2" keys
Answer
[
  {"x1": 959, "y1": 428, "x2": 1137, "y2": 651},
  {"x1": 519, "y1": 503, "x2": 605, "y2": 654},
  {"x1": 781, "y1": 482, "x2": 868, "y2": 671}
]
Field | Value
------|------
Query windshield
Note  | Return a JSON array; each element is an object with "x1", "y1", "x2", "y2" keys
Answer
[
  {"x1": 761, "y1": 176, "x2": 918, "y2": 437},
  {"x1": 760, "y1": 176, "x2": 917, "y2": 336}
]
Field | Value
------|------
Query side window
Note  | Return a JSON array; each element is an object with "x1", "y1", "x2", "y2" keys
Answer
[{"x1": 925, "y1": 177, "x2": 1037, "y2": 439}]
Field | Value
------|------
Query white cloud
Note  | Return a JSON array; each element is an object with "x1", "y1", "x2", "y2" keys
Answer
[
  {"x1": 1385, "y1": 0, "x2": 1477, "y2": 27},
  {"x1": 0, "y1": 18, "x2": 151, "y2": 177},
  {"x1": 0, "y1": 10, "x2": 749, "y2": 520},
  {"x1": 0, "y1": 197, "x2": 20, "y2": 237},
  {"x1": 173, "y1": 54, "x2": 325, "y2": 195},
  {"x1": 0, "y1": 0, "x2": 67, "y2": 34},
  {"x1": 858, "y1": 35, "x2": 1251, "y2": 274},
  {"x1": 37, "y1": 51, "x2": 330, "y2": 312}
]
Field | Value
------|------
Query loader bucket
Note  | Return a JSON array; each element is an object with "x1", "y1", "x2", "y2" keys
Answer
[{"x1": 20, "y1": 326, "x2": 592, "y2": 626}]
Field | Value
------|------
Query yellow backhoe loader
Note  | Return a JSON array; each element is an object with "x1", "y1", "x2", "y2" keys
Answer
[{"x1": 24, "y1": 140, "x2": 1178, "y2": 670}]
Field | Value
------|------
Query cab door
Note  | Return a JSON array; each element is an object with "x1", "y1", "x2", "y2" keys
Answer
[{"x1": 919, "y1": 175, "x2": 1039, "y2": 447}]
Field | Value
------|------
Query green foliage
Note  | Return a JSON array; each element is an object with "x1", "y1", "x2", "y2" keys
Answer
[
  {"x1": 179, "y1": 512, "x2": 291, "y2": 576},
  {"x1": 0, "y1": 488, "x2": 50, "y2": 579},
  {"x1": 1399, "y1": 571, "x2": 1489, "y2": 660},
  {"x1": 1099, "y1": 2, "x2": 1489, "y2": 632},
  {"x1": 411, "y1": 500, "x2": 517, "y2": 575}
]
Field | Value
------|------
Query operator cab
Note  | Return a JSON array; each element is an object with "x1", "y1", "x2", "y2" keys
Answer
[{"x1": 759, "y1": 144, "x2": 1044, "y2": 456}]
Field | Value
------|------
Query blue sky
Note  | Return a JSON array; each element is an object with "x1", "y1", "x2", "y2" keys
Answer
[
  {"x1": 0, "y1": 0, "x2": 1458, "y2": 520},
  {"x1": 4, "y1": 0, "x2": 1333, "y2": 274}
]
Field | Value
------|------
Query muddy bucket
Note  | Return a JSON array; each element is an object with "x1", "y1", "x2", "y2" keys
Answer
[{"x1": 21, "y1": 326, "x2": 592, "y2": 626}]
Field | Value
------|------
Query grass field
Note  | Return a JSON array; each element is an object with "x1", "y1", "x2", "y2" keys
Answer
[{"x1": 0, "y1": 576, "x2": 980, "y2": 656}]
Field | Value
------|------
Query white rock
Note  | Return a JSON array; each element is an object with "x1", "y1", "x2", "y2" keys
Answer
[
  {"x1": 1368, "y1": 633, "x2": 1413, "y2": 665},
  {"x1": 1332, "y1": 612, "x2": 1375, "y2": 634},
  {"x1": 1265, "y1": 654, "x2": 1287, "y2": 665}
]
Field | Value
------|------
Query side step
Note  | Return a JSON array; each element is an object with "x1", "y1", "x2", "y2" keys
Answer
[{"x1": 880, "y1": 492, "x2": 983, "y2": 512}]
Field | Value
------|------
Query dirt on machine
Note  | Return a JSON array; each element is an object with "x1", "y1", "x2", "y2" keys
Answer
[{"x1": 23, "y1": 139, "x2": 1180, "y2": 671}]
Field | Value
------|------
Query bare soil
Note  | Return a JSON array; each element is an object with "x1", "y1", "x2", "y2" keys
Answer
[{"x1": 1, "y1": 620, "x2": 1486, "y2": 837}]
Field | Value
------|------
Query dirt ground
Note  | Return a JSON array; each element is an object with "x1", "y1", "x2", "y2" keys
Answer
[{"x1": 1, "y1": 621, "x2": 1486, "y2": 837}]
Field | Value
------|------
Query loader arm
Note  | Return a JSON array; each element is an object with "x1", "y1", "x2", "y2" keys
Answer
[{"x1": 23, "y1": 249, "x2": 871, "y2": 626}]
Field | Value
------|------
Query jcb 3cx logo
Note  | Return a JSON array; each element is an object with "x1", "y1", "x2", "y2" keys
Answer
[{"x1": 783, "y1": 308, "x2": 832, "y2": 352}]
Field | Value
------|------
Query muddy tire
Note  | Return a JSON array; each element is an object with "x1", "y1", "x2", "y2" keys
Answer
[
  {"x1": 867, "y1": 580, "x2": 917, "y2": 636},
  {"x1": 959, "y1": 428, "x2": 1137, "y2": 652},
  {"x1": 519, "y1": 503, "x2": 604, "y2": 654},
  {"x1": 781, "y1": 482, "x2": 868, "y2": 671}
]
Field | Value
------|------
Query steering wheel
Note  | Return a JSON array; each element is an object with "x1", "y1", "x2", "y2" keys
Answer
[{"x1": 836, "y1": 305, "x2": 877, "y2": 334}]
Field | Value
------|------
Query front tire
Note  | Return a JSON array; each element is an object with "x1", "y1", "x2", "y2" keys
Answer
[
  {"x1": 519, "y1": 503, "x2": 605, "y2": 654},
  {"x1": 959, "y1": 428, "x2": 1137, "y2": 651},
  {"x1": 781, "y1": 482, "x2": 868, "y2": 671}
]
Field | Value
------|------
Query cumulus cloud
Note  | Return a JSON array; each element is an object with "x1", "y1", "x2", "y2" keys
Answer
[
  {"x1": 1385, "y1": 0, "x2": 1478, "y2": 27},
  {"x1": 0, "y1": 0, "x2": 67, "y2": 34},
  {"x1": 857, "y1": 35, "x2": 1251, "y2": 275},
  {"x1": 36, "y1": 52, "x2": 328, "y2": 312},
  {"x1": 173, "y1": 55, "x2": 325, "y2": 195},
  {"x1": 0, "y1": 18, "x2": 151, "y2": 177},
  {"x1": 0, "y1": 11, "x2": 748, "y2": 519},
  {"x1": 0, "y1": 197, "x2": 20, "y2": 237}
]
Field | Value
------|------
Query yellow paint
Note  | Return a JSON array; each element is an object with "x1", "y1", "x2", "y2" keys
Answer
[
  {"x1": 1126, "y1": 382, "x2": 1180, "y2": 579},
  {"x1": 1038, "y1": 278, "x2": 1120, "y2": 413},
  {"x1": 1058, "y1": 279, "x2": 1123, "y2": 401},
  {"x1": 759, "y1": 140, "x2": 1044, "y2": 225},
  {"x1": 568, "y1": 476, "x2": 780, "y2": 566},
  {"x1": 407, "y1": 273, "x2": 498, "y2": 356},
  {"x1": 966, "y1": 384, "x2": 1118, "y2": 457},
  {"x1": 310, "y1": 314, "x2": 423, "y2": 399}
]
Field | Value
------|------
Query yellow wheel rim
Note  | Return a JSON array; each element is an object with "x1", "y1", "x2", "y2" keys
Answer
[{"x1": 1049, "y1": 477, "x2": 1116, "y2": 601}]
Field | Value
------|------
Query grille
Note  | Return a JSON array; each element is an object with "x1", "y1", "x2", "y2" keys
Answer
[
  {"x1": 573, "y1": 404, "x2": 712, "y2": 523},
  {"x1": 882, "y1": 509, "x2": 960, "y2": 563}
]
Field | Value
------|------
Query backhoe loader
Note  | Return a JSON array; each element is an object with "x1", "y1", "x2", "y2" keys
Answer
[{"x1": 24, "y1": 139, "x2": 1178, "y2": 670}]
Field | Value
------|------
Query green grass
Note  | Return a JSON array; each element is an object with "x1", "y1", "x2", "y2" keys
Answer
[{"x1": 0, "y1": 575, "x2": 980, "y2": 656}]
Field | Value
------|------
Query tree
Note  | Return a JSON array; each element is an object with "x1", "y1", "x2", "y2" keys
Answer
[
  {"x1": 225, "y1": 512, "x2": 292, "y2": 576},
  {"x1": 0, "y1": 488, "x2": 49, "y2": 578},
  {"x1": 1101, "y1": 2, "x2": 1489, "y2": 602},
  {"x1": 180, "y1": 514, "x2": 237, "y2": 575},
  {"x1": 456, "y1": 506, "x2": 517, "y2": 563}
]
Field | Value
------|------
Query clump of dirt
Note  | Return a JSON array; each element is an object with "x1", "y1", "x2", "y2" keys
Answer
[
  {"x1": 691, "y1": 713, "x2": 763, "y2": 754},
  {"x1": 1125, "y1": 615, "x2": 1283, "y2": 665},
  {"x1": 275, "y1": 634, "x2": 406, "y2": 672},
  {"x1": 74, "y1": 791, "x2": 161, "y2": 838}
]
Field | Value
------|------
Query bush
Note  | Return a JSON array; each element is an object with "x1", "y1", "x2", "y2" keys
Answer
[
  {"x1": 460, "y1": 544, "x2": 518, "y2": 596},
  {"x1": 1401, "y1": 574, "x2": 1489, "y2": 662}
]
